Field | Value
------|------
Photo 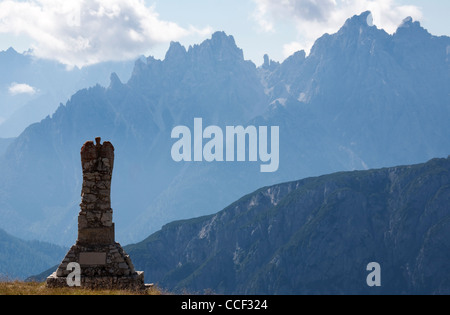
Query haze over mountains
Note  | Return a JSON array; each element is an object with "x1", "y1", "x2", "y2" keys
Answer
[
  {"x1": 0, "y1": 228, "x2": 66, "y2": 280},
  {"x1": 0, "y1": 48, "x2": 134, "y2": 138},
  {"x1": 0, "y1": 11, "x2": 448, "y2": 248}
]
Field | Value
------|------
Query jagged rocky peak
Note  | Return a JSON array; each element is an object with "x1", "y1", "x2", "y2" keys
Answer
[
  {"x1": 129, "y1": 55, "x2": 156, "y2": 80},
  {"x1": 0, "y1": 47, "x2": 25, "y2": 64},
  {"x1": 308, "y1": 11, "x2": 381, "y2": 55},
  {"x1": 4, "y1": 47, "x2": 18, "y2": 55},
  {"x1": 395, "y1": 15, "x2": 431, "y2": 39},
  {"x1": 261, "y1": 54, "x2": 280, "y2": 71},
  {"x1": 189, "y1": 31, "x2": 244, "y2": 62},
  {"x1": 108, "y1": 72, "x2": 122, "y2": 89},
  {"x1": 263, "y1": 54, "x2": 270, "y2": 67},
  {"x1": 399, "y1": 16, "x2": 420, "y2": 29},
  {"x1": 342, "y1": 11, "x2": 374, "y2": 30},
  {"x1": 131, "y1": 57, "x2": 146, "y2": 72},
  {"x1": 284, "y1": 50, "x2": 306, "y2": 65},
  {"x1": 146, "y1": 55, "x2": 159, "y2": 65},
  {"x1": 209, "y1": 31, "x2": 239, "y2": 50},
  {"x1": 165, "y1": 41, "x2": 187, "y2": 61}
]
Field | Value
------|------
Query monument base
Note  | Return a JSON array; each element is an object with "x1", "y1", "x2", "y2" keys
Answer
[
  {"x1": 46, "y1": 271, "x2": 145, "y2": 291},
  {"x1": 46, "y1": 242, "x2": 145, "y2": 291}
]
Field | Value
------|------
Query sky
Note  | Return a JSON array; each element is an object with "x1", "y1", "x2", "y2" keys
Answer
[{"x1": 0, "y1": 0, "x2": 448, "y2": 68}]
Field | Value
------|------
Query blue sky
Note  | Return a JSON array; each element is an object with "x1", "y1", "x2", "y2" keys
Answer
[{"x1": 0, "y1": 0, "x2": 448, "y2": 67}]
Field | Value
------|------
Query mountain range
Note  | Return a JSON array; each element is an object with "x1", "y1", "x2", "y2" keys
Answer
[
  {"x1": 0, "y1": 228, "x2": 66, "y2": 280},
  {"x1": 125, "y1": 156, "x2": 450, "y2": 294},
  {"x1": 0, "y1": 11, "x2": 448, "y2": 248}
]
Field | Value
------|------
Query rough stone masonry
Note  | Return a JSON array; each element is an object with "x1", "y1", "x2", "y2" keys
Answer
[{"x1": 47, "y1": 137, "x2": 145, "y2": 291}]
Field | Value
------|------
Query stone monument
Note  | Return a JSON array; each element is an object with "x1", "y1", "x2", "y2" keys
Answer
[{"x1": 47, "y1": 137, "x2": 145, "y2": 291}]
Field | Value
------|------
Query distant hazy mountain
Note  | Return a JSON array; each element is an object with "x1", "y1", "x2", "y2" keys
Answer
[
  {"x1": 258, "y1": 12, "x2": 450, "y2": 174},
  {"x1": 126, "y1": 156, "x2": 450, "y2": 294},
  {"x1": 0, "y1": 47, "x2": 135, "y2": 138},
  {"x1": 0, "y1": 31, "x2": 269, "y2": 245},
  {"x1": 0, "y1": 12, "x2": 448, "y2": 247},
  {"x1": 0, "y1": 137, "x2": 14, "y2": 156},
  {"x1": 0, "y1": 228, "x2": 66, "y2": 280}
]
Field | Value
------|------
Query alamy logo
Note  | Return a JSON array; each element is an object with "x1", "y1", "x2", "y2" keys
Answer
[
  {"x1": 171, "y1": 118, "x2": 280, "y2": 173},
  {"x1": 66, "y1": 262, "x2": 81, "y2": 287},
  {"x1": 366, "y1": 262, "x2": 381, "y2": 287}
]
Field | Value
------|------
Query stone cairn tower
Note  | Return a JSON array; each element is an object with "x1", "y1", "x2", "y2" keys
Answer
[{"x1": 47, "y1": 138, "x2": 145, "y2": 291}]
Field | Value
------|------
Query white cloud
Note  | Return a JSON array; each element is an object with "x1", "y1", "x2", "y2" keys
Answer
[
  {"x1": 0, "y1": 0, "x2": 212, "y2": 68},
  {"x1": 252, "y1": 0, "x2": 422, "y2": 56},
  {"x1": 9, "y1": 83, "x2": 38, "y2": 95},
  {"x1": 252, "y1": 0, "x2": 276, "y2": 32}
]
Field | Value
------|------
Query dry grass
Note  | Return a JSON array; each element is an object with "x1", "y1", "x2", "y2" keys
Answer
[{"x1": 0, "y1": 281, "x2": 162, "y2": 295}]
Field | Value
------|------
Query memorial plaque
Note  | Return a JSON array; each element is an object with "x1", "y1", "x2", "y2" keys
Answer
[{"x1": 79, "y1": 252, "x2": 107, "y2": 265}]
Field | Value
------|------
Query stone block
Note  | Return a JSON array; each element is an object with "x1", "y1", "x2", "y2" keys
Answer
[{"x1": 78, "y1": 226, "x2": 115, "y2": 245}]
